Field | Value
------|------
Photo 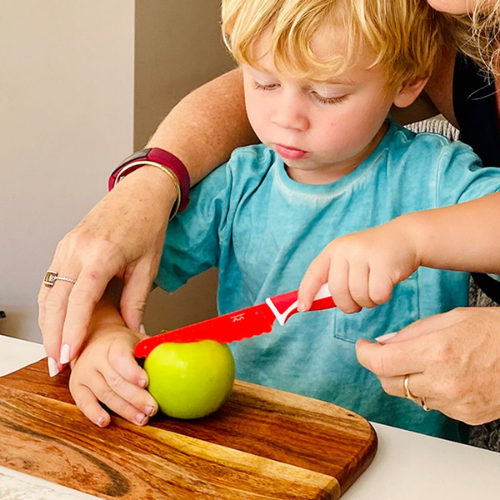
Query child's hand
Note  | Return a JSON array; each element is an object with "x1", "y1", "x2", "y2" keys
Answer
[
  {"x1": 298, "y1": 219, "x2": 420, "y2": 314},
  {"x1": 69, "y1": 326, "x2": 158, "y2": 427}
]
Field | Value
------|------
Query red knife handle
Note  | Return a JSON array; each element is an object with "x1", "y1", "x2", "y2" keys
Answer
[{"x1": 266, "y1": 283, "x2": 335, "y2": 326}]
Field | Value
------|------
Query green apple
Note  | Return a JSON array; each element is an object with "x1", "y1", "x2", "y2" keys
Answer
[{"x1": 144, "y1": 339, "x2": 235, "y2": 419}]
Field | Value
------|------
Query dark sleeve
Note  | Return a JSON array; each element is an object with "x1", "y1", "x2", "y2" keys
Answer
[
  {"x1": 453, "y1": 53, "x2": 500, "y2": 168},
  {"x1": 453, "y1": 53, "x2": 500, "y2": 304}
]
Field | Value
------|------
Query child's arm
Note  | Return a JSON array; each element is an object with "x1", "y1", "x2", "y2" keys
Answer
[
  {"x1": 69, "y1": 279, "x2": 158, "y2": 427},
  {"x1": 298, "y1": 192, "x2": 500, "y2": 313},
  {"x1": 402, "y1": 192, "x2": 500, "y2": 273}
]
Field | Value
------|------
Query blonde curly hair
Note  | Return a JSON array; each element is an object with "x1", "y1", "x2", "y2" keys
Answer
[
  {"x1": 221, "y1": 0, "x2": 446, "y2": 90},
  {"x1": 444, "y1": 1, "x2": 500, "y2": 75}
]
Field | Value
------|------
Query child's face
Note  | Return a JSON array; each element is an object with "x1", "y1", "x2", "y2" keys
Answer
[{"x1": 242, "y1": 31, "x2": 410, "y2": 184}]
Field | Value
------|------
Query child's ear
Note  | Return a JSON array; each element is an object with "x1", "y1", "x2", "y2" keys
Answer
[{"x1": 393, "y1": 75, "x2": 430, "y2": 109}]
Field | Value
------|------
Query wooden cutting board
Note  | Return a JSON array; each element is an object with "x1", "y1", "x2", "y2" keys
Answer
[{"x1": 0, "y1": 359, "x2": 376, "y2": 499}]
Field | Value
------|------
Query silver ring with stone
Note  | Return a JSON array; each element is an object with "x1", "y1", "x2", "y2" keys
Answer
[{"x1": 43, "y1": 270, "x2": 76, "y2": 288}]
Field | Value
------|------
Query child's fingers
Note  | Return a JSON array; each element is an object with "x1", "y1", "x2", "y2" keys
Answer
[
  {"x1": 368, "y1": 266, "x2": 395, "y2": 305},
  {"x1": 347, "y1": 262, "x2": 377, "y2": 309},
  {"x1": 298, "y1": 254, "x2": 330, "y2": 311},
  {"x1": 328, "y1": 258, "x2": 361, "y2": 314},
  {"x1": 69, "y1": 376, "x2": 111, "y2": 428},
  {"x1": 85, "y1": 370, "x2": 153, "y2": 425},
  {"x1": 108, "y1": 338, "x2": 150, "y2": 388},
  {"x1": 99, "y1": 363, "x2": 158, "y2": 420}
]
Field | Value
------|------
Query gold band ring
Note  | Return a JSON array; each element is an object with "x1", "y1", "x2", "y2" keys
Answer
[
  {"x1": 43, "y1": 270, "x2": 76, "y2": 288},
  {"x1": 403, "y1": 374, "x2": 418, "y2": 403},
  {"x1": 404, "y1": 374, "x2": 430, "y2": 411}
]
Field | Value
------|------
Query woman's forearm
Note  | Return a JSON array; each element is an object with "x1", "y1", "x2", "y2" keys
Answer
[{"x1": 147, "y1": 68, "x2": 258, "y2": 185}]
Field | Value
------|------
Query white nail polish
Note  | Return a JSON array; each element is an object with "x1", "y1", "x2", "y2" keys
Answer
[
  {"x1": 139, "y1": 324, "x2": 146, "y2": 333},
  {"x1": 48, "y1": 357, "x2": 60, "y2": 377},
  {"x1": 375, "y1": 332, "x2": 397, "y2": 343},
  {"x1": 60, "y1": 344, "x2": 70, "y2": 364}
]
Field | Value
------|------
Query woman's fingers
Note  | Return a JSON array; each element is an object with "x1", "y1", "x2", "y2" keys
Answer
[
  {"x1": 120, "y1": 261, "x2": 157, "y2": 332},
  {"x1": 59, "y1": 266, "x2": 115, "y2": 363},
  {"x1": 359, "y1": 308, "x2": 500, "y2": 425},
  {"x1": 38, "y1": 261, "x2": 83, "y2": 374},
  {"x1": 356, "y1": 336, "x2": 428, "y2": 378},
  {"x1": 38, "y1": 177, "x2": 172, "y2": 376},
  {"x1": 39, "y1": 263, "x2": 114, "y2": 373},
  {"x1": 376, "y1": 310, "x2": 461, "y2": 344}
]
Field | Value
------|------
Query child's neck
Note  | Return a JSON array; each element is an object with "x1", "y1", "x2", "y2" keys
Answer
[{"x1": 285, "y1": 122, "x2": 390, "y2": 185}]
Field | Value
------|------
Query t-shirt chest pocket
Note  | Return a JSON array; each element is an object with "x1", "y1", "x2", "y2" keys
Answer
[{"x1": 333, "y1": 272, "x2": 420, "y2": 343}]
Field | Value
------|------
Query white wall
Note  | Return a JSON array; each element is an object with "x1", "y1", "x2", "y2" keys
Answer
[{"x1": 0, "y1": 1, "x2": 135, "y2": 341}]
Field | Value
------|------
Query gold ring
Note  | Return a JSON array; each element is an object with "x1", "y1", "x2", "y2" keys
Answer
[
  {"x1": 403, "y1": 374, "x2": 419, "y2": 403},
  {"x1": 43, "y1": 270, "x2": 76, "y2": 288},
  {"x1": 404, "y1": 375, "x2": 430, "y2": 411}
]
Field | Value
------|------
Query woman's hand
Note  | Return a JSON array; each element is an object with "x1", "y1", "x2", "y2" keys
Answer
[
  {"x1": 38, "y1": 168, "x2": 176, "y2": 374},
  {"x1": 298, "y1": 218, "x2": 420, "y2": 314},
  {"x1": 356, "y1": 307, "x2": 500, "y2": 425},
  {"x1": 69, "y1": 325, "x2": 158, "y2": 427}
]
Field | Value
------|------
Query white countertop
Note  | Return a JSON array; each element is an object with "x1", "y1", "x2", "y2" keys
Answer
[{"x1": 0, "y1": 334, "x2": 499, "y2": 499}]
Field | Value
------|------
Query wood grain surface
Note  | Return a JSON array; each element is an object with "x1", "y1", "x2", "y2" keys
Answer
[{"x1": 0, "y1": 359, "x2": 377, "y2": 499}]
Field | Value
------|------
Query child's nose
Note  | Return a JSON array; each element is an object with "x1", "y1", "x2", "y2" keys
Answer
[{"x1": 271, "y1": 97, "x2": 309, "y2": 131}]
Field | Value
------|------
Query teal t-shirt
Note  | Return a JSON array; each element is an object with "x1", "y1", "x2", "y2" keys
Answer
[{"x1": 156, "y1": 121, "x2": 500, "y2": 441}]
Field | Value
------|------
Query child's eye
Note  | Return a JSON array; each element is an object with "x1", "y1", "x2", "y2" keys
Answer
[
  {"x1": 252, "y1": 80, "x2": 279, "y2": 91},
  {"x1": 311, "y1": 92, "x2": 348, "y2": 105}
]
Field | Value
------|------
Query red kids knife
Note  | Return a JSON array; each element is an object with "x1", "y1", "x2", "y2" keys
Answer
[{"x1": 134, "y1": 283, "x2": 335, "y2": 357}]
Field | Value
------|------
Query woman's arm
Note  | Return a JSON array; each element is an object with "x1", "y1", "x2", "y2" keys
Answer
[
  {"x1": 38, "y1": 68, "x2": 257, "y2": 375},
  {"x1": 148, "y1": 68, "x2": 257, "y2": 184}
]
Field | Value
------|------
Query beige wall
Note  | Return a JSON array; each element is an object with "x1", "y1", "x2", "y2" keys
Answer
[
  {"x1": 136, "y1": 0, "x2": 234, "y2": 335},
  {"x1": 135, "y1": 0, "x2": 234, "y2": 149},
  {"x1": 0, "y1": 1, "x2": 135, "y2": 341}
]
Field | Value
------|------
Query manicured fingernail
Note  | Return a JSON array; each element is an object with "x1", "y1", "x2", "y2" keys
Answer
[
  {"x1": 297, "y1": 302, "x2": 307, "y2": 312},
  {"x1": 139, "y1": 324, "x2": 146, "y2": 333},
  {"x1": 136, "y1": 412, "x2": 147, "y2": 425},
  {"x1": 97, "y1": 417, "x2": 106, "y2": 427},
  {"x1": 139, "y1": 378, "x2": 148, "y2": 388},
  {"x1": 375, "y1": 332, "x2": 397, "y2": 343},
  {"x1": 60, "y1": 344, "x2": 70, "y2": 364},
  {"x1": 48, "y1": 357, "x2": 60, "y2": 377},
  {"x1": 145, "y1": 405, "x2": 156, "y2": 417}
]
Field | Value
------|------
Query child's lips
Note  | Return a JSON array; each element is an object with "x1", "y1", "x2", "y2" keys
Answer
[{"x1": 275, "y1": 144, "x2": 307, "y2": 159}]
